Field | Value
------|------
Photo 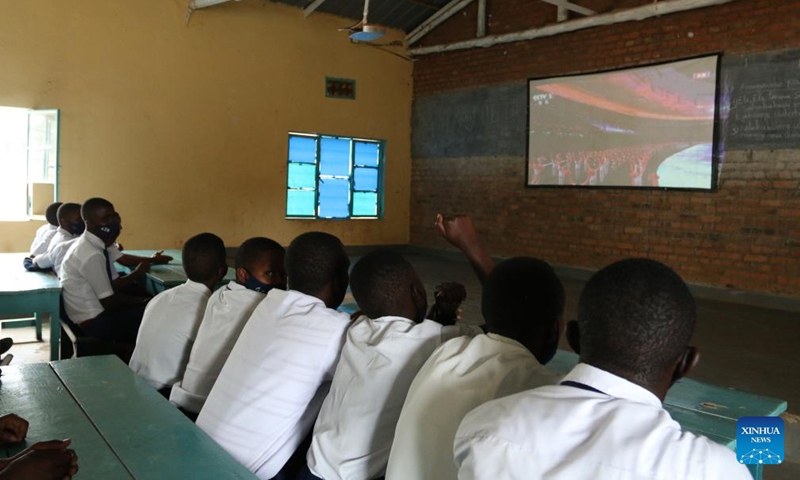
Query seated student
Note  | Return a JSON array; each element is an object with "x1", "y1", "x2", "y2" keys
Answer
[
  {"x1": 29, "y1": 202, "x2": 62, "y2": 256},
  {"x1": 129, "y1": 233, "x2": 228, "y2": 396},
  {"x1": 108, "y1": 212, "x2": 172, "y2": 292},
  {"x1": 0, "y1": 413, "x2": 78, "y2": 480},
  {"x1": 60, "y1": 198, "x2": 150, "y2": 346},
  {"x1": 25, "y1": 203, "x2": 85, "y2": 274},
  {"x1": 170, "y1": 237, "x2": 286, "y2": 414},
  {"x1": 196, "y1": 232, "x2": 350, "y2": 480},
  {"x1": 304, "y1": 248, "x2": 479, "y2": 480},
  {"x1": 454, "y1": 258, "x2": 752, "y2": 480},
  {"x1": 386, "y1": 240, "x2": 565, "y2": 477}
]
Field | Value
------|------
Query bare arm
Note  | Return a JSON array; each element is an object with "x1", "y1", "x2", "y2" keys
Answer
[{"x1": 435, "y1": 214, "x2": 495, "y2": 284}]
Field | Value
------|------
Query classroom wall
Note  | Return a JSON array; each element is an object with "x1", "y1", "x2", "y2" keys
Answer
[
  {"x1": 410, "y1": 0, "x2": 800, "y2": 296},
  {"x1": 0, "y1": 0, "x2": 412, "y2": 252}
]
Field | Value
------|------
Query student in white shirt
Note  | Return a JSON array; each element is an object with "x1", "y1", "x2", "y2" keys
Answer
[
  {"x1": 455, "y1": 258, "x2": 753, "y2": 480},
  {"x1": 109, "y1": 211, "x2": 173, "y2": 293},
  {"x1": 29, "y1": 202, "x2": 62, "y2": 256},
  {"x1": 170, "y1": 237, "x2": 286, "y2": 415},
  {"x1": 304, "y1": 249, "x2": 478, "y2": 480},
  {"x1": 25, "y1": 203, "x2": 85, "y2": 274},
  {"x1": 197, "y1": 232, "x2": 351, "y2": 480},
  {"x1": 386, "y1": 251, "x2": 565, "y2": 480},
  {"x1": 60, "y1": 198, "x2": 151, "y2": 351},
  {"x1": 130, "y1": 233, "x2": 228, "y2": 396}
]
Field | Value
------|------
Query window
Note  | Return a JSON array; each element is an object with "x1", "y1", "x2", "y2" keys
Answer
[
  {"x1": 0, "y1": 107, "x2": 59, "y2": 220},
  {"x1": 286, "y1": 133, "x2": 384, "y2": 219}
]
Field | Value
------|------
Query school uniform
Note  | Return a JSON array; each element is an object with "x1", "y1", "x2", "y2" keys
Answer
[
  {"x1": 60, "y1": 231, "x2": 143, "y2": 343},
  {"x1": 30, "y1": 223, "x2": 57, "y2": 256},
  {"x1": 454, "y1": 363, "x2": 753, "y2": 480},
  {"x1": 48, "y1": 227, "x2": 77, "y2": 251},
  {"x1": 385, "y1": 333, "x2": 558, "y2": 480},
  {"x1": 169, "y1": 282, "x2": 265, "y2": 413},
  {"x1": 33, "y1": 237, "x2": 77, "y2": 276},
  {"x1": 129, "y1": 280, "x2": 212, "y2": 391},
  {"x1": 306, "y1": 315, "x2": 480, "y2": 480},
  {"x1": 196, "y1": 289, "x2": 351, "y2": 480}
]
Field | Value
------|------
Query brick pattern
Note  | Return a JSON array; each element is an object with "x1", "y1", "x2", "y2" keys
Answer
[{"x1": 410, "y1": 0, "x2": 800, "y2": 295}]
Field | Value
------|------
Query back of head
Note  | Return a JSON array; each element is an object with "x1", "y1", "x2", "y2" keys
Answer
[
  {"x1": 45, "y1": 202, "x2": 63, "y2": 226},
  {"x1": 577, "y1": 258, "x2": 696, "y2": 385},
  {"x1": 350, "y1": 250, "x2": 418, "y2": 319},
  {"x1": 81, "y1": 197, "x2": 114, "y2": 222},
  {"x1": 286, "y1": 232, "x2": 349, "y2": 296},
  {"x1": 235, "y1": 237, "x2": 284, "y2": 271},
  {"x1": 481, "y1": 257, "x2": 565, "y2": 364},
  {"x1": 56, "y1": 203, "x2": 81, "y2": 223},
  {"x1": 182, "y1": 233, "x2": 227, "y2": 283}
]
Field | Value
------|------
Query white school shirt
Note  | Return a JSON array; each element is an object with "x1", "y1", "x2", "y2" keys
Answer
[
  {"x1": 454, "y1": 363, "x2": 753, "y2": 480},
  {"x1": 308, "y1": 315, "x2": 479, "y2": 480},
  {"x1": 107, "y1": 245, "x2": 123, "y2": 280},
  {"x1": 34, "y1": 237, "x2": 77, "y2": 277},
  {"x1": 169, "y1": 282, "x2": 265, "y2": 413},
  {"x1": 48, "y1": 227, "x2": 77, "y2": 251},
  {"x1": 60, "y1": 232, "x2": 115, "y2": 324},
  {"x1": 385, "y1": 333, "x2": 559, "y2": 480},
  {"x1": 196, "y1": 289, "x2": 351, "y2": 480},
  {"x1": 129, "y1": 280, "x2": 212, "y2": 391},
  {"x1": 30, "y1": 223, "x2": 57, "y2": 256}
]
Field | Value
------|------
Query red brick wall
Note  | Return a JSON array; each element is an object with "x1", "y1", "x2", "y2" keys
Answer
[{"x1": 410, "y1": 0, "x2": 800, "y2": 296}]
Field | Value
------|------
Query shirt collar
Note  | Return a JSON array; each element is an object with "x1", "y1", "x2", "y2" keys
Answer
[
  {"x1": 57, "y1": 227, "x2": 72, "y2": 236},
  {"x1": 562, "y1": 363, "x2": 662, "y2": 408},
  {"x1": 83, "y1": 231, "x2": 107, "y2": 251},
  {"x1": 184, "y1": 279, "x2": 212, "y2": 295},
  {"x1": 366, "y1": 315, "x2": 416, "y2": 326},
  {"x1": 486, "y1": 332, "x2": 528, "y2": 350},
  {"x1": 227, "y1": 281, "x2": 246, "y2": 291}
]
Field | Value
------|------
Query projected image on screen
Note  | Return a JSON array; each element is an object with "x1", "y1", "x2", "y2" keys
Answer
[{"x1": 527, "y1": 56, "x2": 719, "y2": 189}]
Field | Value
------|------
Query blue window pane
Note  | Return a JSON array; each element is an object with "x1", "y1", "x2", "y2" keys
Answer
[
  {"x1": 319, "y1": 178, "x2": 350, "y2": 218},
  {"x1": 320, "y1": 138, "x2": 351, "y2": 176},
  {"x1": 354, "y1": 141, "x2": 379, "y2": 167},
  {"x1": 354, "y1": 167, "x2": 378, "y2": 191},
  {"x1": 288, "y1": 163, "x2": 316, "y2": 189},
  {"x1": 289, "y1": 136, "x2": 316, "y2": 164},
  {"x1": 287, "y1": 190, "x2": 315, "y2": 216},
  {"x1": 353, "y1": 192, "x2": 378, "y2": 217}
]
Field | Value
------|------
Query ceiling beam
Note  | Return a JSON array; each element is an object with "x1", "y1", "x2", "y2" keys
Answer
[
  {"x1": 539, "y1": 0, "x2": 596, "y2": 16},
  {"x1": 407, "y1": 0, "x2": 475, "y2": 45},
  {"x1": 304, "y1": 0, "x2": 328, "y2": 17},
  {"x1": 477, "y1": 0, "x2": 487, "y2": 37},
  {"x1": 401, "y1": 0, "x2": 440, "y2": 11}
]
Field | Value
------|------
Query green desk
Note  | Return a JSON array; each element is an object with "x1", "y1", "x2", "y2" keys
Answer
[
  {"x1": 117, "y1": 250, "x2": 235, "y2": 295},
  {"x1": 1, "y1": 357, "x2": 257, "y2": 479},
  {"x1": 0, "y1": 253, "x2": 62, "y2": 361},
  {"x1": 548, "y1": 350, "x2": 787, "y2": 480}
]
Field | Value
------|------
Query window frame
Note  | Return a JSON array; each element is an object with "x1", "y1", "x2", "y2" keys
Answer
[{"x1": 285, "y1": 132, "x2": 385, "y2": 220}]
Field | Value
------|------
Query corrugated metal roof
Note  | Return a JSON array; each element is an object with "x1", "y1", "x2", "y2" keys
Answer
[{"x1": 272, "y1": 0, "x2": 452, "y2": 33}]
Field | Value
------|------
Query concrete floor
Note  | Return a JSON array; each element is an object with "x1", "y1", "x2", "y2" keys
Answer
[{"x1": 2, "y1": 251, "x2": 797, "y2": 478}]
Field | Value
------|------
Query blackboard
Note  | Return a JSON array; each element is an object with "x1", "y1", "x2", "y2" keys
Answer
[
  {"x1": 723, "y1": 48, "x2": 800, "y2": 150},
  {"x1": 411, "y1": 83, "x2": 527, "y2": 158}
]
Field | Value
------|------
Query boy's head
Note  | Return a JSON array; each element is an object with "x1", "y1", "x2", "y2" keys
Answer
[
  {"x1": 235, "y1": 237, "x2": 287, "y2": 292},
  {"x1": 350, "y1": 250, "x2": 427, "y2": 323},
  {"x1": 81, "y1": 198, "x2": 119, "y2": 246},
  {"x1": 481, "y1": 257, "x2": 565, "y2": 365},
  {"x1": 286, "y1": 232, "x2": 349, "y2": 309},
  {"x1": 567, "y1": 258, "x2": 698, "y2": 395},
  {"x1": 56, "y1": 203, "x2": 84, "y2": 235},
  {"x1": 45, "y1": 202, "x2": 63, "y2": 226},
  {"x1": 182, "y1": 233, "x2": 228, "y2": 287}
]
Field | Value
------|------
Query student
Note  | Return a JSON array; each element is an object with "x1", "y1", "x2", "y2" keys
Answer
[
  {"x1": 304, "y1": 248, "x2": 478, "y2": 480},
  {"x1": 129, "y1": 233, "x2": 228, "y2": 396},
  {"x1": 29, "y1": 202, "x2": 62, "y2": 256},
  {"x1": 385, "y1": 256, "x2": 564, "y2": 480},
  {"x1": 60, "y1": 198, "x2": 150, "y2": 346},
  {"x1": 196, "y1": 232, "x2": 350, "y2": 480},
  {"x1": 170, "y1": 237, "x2": 286, "y2": 414},
  {"x1": 454, "y1": 258, "x2": 752, "y2": 479},
  {"x1": 0, "y1": 413, "x2": 78, "y2": 480},
  {"x1": 25, "y1": 203, "x2": 85, "y2": 274}
]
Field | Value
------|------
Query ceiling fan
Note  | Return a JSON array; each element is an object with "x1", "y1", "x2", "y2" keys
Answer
[{"x1": 341, "y1": 0, "x2": 385, "y2": 42}]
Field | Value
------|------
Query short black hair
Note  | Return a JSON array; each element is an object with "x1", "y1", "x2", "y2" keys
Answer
[
  {"x1": 350, "y1": 250, "x2": 417, "y2": 319},
  {"x1": 286, "y1": 232, "x2": 349, "y2": 294},
  {"x1": 56, "y1": 203, "x2": 82, "y2": 223},
  {"x1": 577, "y1": 258, "x2": 696, "y2": 384},
  {"x1": 182, "y1": 233, "x2": 227, "y2": 283},
  {"x1": 45, "y1": 202, "x2": 63, "y2": 226},
  {"x1": 482, "y1": 257, "x2": 565, "y2": 346},
  {"x1": 81, "y1": 197, "x2": 114, "y2": 221},
  {"x1": 235, "y1": 237, "x2": 284, "y2": 271}
]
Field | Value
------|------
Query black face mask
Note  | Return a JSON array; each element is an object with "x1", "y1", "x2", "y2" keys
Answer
[{"x1": 69, "y1": 221, "x2": 85, "y2": 235}]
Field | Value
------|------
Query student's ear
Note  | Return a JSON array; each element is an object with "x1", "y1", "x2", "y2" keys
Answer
[
  {"x1": 566, "y1": 320, "x2": 581, "y2": 354},
  {"x1": 235, "y1": 267, "x2": 249, "y2": 284},
  {"x1": 670, "y1": 346, "x2": 700, "y2": 385}
]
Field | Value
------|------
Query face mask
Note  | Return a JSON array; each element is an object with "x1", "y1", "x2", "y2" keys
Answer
[
  {"x1": 69, "y1": 222, "x2": 85, "y2": 235},
  {"x1": 97, "y1": 221, "x2": 121, "y2": 241},
  {"x1": 243, "y1": 273, "x2": 273, "y2": 294}
]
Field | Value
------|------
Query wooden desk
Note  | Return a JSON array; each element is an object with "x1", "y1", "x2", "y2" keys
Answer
[
  {"x1": 118, "y1": 250, "x2": 235, "y2": 295},
  {"x1": 548, "y1": 349, "x2": 787, "y2": 480},
  {"x1": 0, "y1": 253, "x2": 62, "y2": 361},
  {"x1": 0, "y1": 357, "x2": 257, "y2": 479}
]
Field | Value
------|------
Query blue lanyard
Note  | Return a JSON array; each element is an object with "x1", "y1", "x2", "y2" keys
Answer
[{"x1": 560, "y1": 380, "x2": 607, "y2": 395}]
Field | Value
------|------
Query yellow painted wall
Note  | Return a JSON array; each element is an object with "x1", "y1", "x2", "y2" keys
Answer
[{"x1": 0, "y1": 0, "x2": 412, "y2": 252}]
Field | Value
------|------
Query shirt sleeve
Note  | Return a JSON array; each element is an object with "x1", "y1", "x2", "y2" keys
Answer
[
  {"x1": 706, "y1": 441, "x2": 753, "y2": 480},
  {"x1": 107, "y1": 245, "x2": 124, "y2": 262},
  {"x1": 34, "y1": 250, "x2": 55, "y2": 269},
  {"x1": 82, "y1": 252, "x2": 114, "y2": 300}
]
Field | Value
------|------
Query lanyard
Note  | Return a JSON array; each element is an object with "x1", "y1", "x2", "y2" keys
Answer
[{"x1": 560, "y1": 380, "x2": 607, "y2": 395}]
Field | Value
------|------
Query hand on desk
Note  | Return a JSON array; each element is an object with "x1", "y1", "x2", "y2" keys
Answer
[
  {"x1": 150, "y1": 251, "x2": 173, "y2": 265},
  {"x1": 0, "y1": 414, "x2": 28, "y2": 445},
  {"x1": 129, "y1": 261, "x2": 152, "y2": 280},
  {"x1": 0, "y1": 439, "x2": 79, "y2": 480}
]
